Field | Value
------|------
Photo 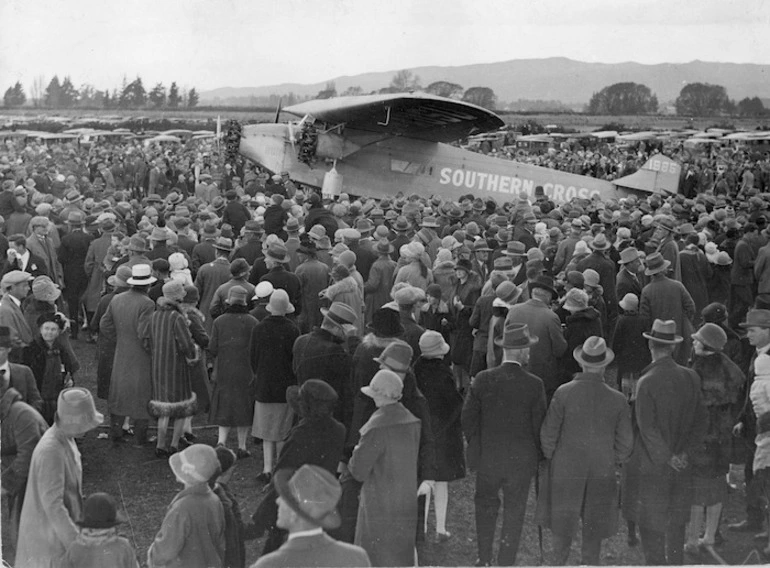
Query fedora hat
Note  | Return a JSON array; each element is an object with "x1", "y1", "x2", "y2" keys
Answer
[
  {"x1": 677, "y1": 222, "x2": 696, "y2": 236},
  {"x1": 573, "y1": 336, "x2": 615, "y2": 367},
  {"x1": 618, "y1": 247, "x2": 640, "y2": 265},
  {"x1": 495, "y1": 322, "x2": 539, "y2": 349},
  {"x1": 56, "y1": 387, "x2": 104, "y2": 436},
  {"x1": 375, "y1": 239, "x2": 394, "y2": 255},
  {"x1": 503, "y1": 241, "x2": 526, "y2": 256},
  {"x1": 355, "y1": 218, "x2": 374, "y2": 234},
  {"x1": 393, "y1": 216, "x2": 411, "y2": 231},
  {"x1": 420, "y1": 216, "x2": 440, "y2": 228},
  {"x1": 201, "y1": 222, "x2": 220, "y2": 238},
  {"x1": 108, "y1": 265, "x2": 132, "y2": 289},
  {"x1": 126, "y1": 264, "x2": 157, "y2": 286},
  {"x1": 284, "y1": 217, "x2": 300, "y2": 232},
  {"x1": 169, "y1": 444, "x2": 219, "y2": 487},
  {"x1": 643, "y1": 319, "x2": 684, "y2": 344},
  {"x1": 589, "y1": 233, "x2": 611, "y2": 251},
  {"x1": 740, "y1": 309, "x2": 770, "y2": 329},
  {"x1": 150, "y1": 226, "x2": 169, "y2": 241},
  {"x1": 529, "y1": 274, "x2": 557, "y2": 297},
  {"x1": 127, "y1": 235, "x2": 148, "y2": 252},
  {"x1": 692, "y1": 322, "x2": 727, "y2": 352},
  {"x1": 419, "y1": 330, "x2": 450, "y2": 358},
  {"x1": 321, "y1": 301, "x2": 358, "y2": 331},
  {"x1": 373, "y1": 341, "x2": 413, "y2": 374},
  {"x1": 65, "y1": 210, "x2": 86, "y2": 225},
  {"x1": 213, "y1": 237, "x2": 233, "y2": 252},
  {"x1": 266, "y1": 242, "x2": 290, "y2": 263},
  {"x1": 495, "y1": 281, "x2": 521, "y2": 305},
  {"x1": 274, "y1": 465, "x2": 342, "y2": 530},
  {"x1": 473, "y1": 239, "x2": 492, "y2": 253},
  {"x1": 361, "y1": 369, "x2": 404, "y2": 402},
  {"x1": 493, "y1": 256, "x2": 513, "y2": 270},
  {"x1": 266, "y1": 288, "x2": 294, "y2": 316},
  {"x1": 644, "y1": 252, "x2": 671, "y2": 276}
]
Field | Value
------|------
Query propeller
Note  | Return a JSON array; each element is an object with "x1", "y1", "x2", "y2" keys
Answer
[{"x1": 274, "y1": 98, "x2": 283, "y2": 123}]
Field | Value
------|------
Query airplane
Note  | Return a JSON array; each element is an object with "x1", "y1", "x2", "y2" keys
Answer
[{"x1": 235, "y1": 93, "x2": 681, "y2": 205}]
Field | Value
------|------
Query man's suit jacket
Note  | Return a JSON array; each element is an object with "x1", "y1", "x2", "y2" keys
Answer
[
  {"x1": 57, "y1": 230, "x2": 94, "y2": 293},
  {"x1": 2, "y1": 253, "x2": 48, "y2": 279},
  {"x1": 0, "y1": 296, "x2": 34, "y2": 349},
  {"x1": 4, "y1": 363, "x2": 43, "y2": 412},
  {"x1": 616, "y1": 267, "x2": 642, "y2": 301},
  {"x1": 26, "y1": 235, "x2": 63, "y2": 286},
  {"x1": 461, "y1": 361, "x2": 547, "y2": 476},
  {"x1": 253, "y1": 532, "x2": 371, "y2": 568},
  {"x1": 469, "y1": 295, "x2": 495, "y2": 352}
]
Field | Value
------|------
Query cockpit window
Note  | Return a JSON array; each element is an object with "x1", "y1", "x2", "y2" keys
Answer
[{"x1": 390, "y1": 159, "x2": 425, "y2": 175}]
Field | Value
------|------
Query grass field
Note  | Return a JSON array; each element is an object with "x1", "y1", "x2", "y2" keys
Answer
[
  {"x1": 2, "y1": 107, "x2": 769, "y2": 133},
  {"x1": 2, "y1": 336, "x2": 768, "y2": 567}
]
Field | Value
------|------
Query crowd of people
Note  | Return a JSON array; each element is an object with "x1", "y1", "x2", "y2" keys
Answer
[{"x1": 2, "y1": 130, "x2": 770, "y2": 567}]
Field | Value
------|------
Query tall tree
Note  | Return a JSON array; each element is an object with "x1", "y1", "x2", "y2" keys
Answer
[
  {"x1": 390, "y1": 70, "x2": 421, "y2": 92},
  {"x1": 425, "y1": 81, "x2": 464, "y2": 99},
  {"x1": 167, "y1": 82, "x2": 180, "y2": 108},
  {"x1": 737, "y1": 96, "x2": 765, "y2": 117},
  {"x1": 77, "y1": 84, "x2": 96, "y2": 107},
  {"x1": 675, "y1": 83, "x2": 732, "y2": 116},
  {"x1": 121, "y1": 77, "x2": 147, "y2": 108},
  {"x1": 316, "y1": 81, "x2": 337, "y2": 99},
  {"x1": 30, "y1": 75, "x2": 45, "y2": 108},
  {"x1": 44, "y1": 76, "x2": 62, "y2": 108},
  {"x1": 587, "y1": 82, "x2": 658, "y2": 115},
  {"x1": 60, "y1": 77, "x2": 78, "y2": 108},
  {"x1": 462, "y1": 86, "x2": 497, "y2": 110},
  {"x1": 3, "y1": 82, "x2": 26, "y2": 107},
  {"x1": 341, "y1": 86, "x2": 363, "y2": 97},
  {"x1": 187, "y1": 87, "x2": 199, "y2": 108},
  {"x1": 149, "y1": 83, "x2": 166, "y2": 108}
]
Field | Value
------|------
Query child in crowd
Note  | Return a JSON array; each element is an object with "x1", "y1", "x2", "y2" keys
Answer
[
  {"x1": 169, "y1": 252, "x2": 194, "y2": 287},
  {"x1": 63, "y1": 492, "x2": 139, "y2": 568},
  {"x1": 212, "y1": 446, "x2": 245, "y2": 568},
  {"x1": 612, "y1": 293, "x2": 651, "y2": 400}
]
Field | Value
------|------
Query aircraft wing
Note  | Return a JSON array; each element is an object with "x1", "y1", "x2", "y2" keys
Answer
[{"x1": 284, "y1": 93, "x2": 504, "y2": 144}]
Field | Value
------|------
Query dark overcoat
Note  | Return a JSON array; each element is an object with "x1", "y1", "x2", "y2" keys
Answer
[
  {"x1": 250, "y1": 315, "x2": 299, "y2": 403},
  {"x1": 413, "y1": 357, "x2": 465, "y2": 481}
]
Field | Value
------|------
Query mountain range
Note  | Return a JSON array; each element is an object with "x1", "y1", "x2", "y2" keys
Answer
[{"x1": 200, "y1": 57, "x2": 770, "y2": 108}]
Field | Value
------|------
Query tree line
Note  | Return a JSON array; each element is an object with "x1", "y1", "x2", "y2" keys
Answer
[
  {"x1": 587, "y1": 81, "x2": 767, "y2": 117},
  {"x1": 3, "y1": 76, "x2": 200, "y2": 110}
]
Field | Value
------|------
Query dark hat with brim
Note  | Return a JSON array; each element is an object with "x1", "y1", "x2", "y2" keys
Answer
[
  {"x1": 77, "y1": 493, "x2": 127, "y2": 529},
  {"x1": 495, "y1": 322, "x2": 539, "y2": 349},
  {"x1": 644, "y1": 252, "x2": 671, "y2": 276},
  {"x1": 529, "y1": 275, "x2": 557, "y2": 297},
  {"x1": 740, "y1": 309, "x2": 770, "y2": 329}
]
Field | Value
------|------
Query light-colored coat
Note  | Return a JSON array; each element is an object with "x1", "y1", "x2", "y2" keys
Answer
[
  {"x1": 15, "y1": 425, "x2": 84, "y2": 568},
  {"x1": 26, "y1": 233, "x2": 64, "y2": 287},
  {"x1": 253, "y1": 533, "x2": 371, "y2": 568},
  {"x1": 100, "y1": 289, "x2": 154, "y2": 419},
  {"x1": 84, "y1": 233, "x2": 112, "y2": 311},
  {"x1": 539, "y1": 373, "x2": 633, "y2": 539},
  {"x1": 350, "y1": 402, "x2": 421, "y2": 567}
]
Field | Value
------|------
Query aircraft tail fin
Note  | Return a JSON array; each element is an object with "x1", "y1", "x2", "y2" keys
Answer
[{"x1": 614, "y1": 154, "x2": 681, "y2": 195}]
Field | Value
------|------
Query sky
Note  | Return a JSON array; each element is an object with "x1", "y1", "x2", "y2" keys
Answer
[{"x1": 1, "y1": 0, "x2": 769, "y2": 93}]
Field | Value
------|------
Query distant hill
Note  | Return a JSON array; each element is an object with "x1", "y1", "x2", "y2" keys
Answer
[{"x1": 201, "y1": 57, "x2": 770, "y2": 108}]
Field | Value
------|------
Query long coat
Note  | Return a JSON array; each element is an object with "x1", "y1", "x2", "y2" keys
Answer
[
  {"x1": 622, "y1": 356, "x2": 708, "y2": 528},
  {"x1": 295, "y1": 259, "x2": 330, "y2": 333},
  {"x1": 679, "y1": 246, "x2": 712, "y2": 321},
  {"x1": 323, "y1": 276, "x2": 364, "y2": 337},
  {"x1": 413, "y1": 357, "x2": 465, "y2": 481},
  {"x1": 639, "y1": 275, "x2": 696, "y2": 364},
  {"x1": 90, "y1": 288, "x2": 123, "y2": 399},
  {"x1": 250, "y1": 315, "x2": 299, "y2": 403},
  {"x1": 147, "y1": 483, "x2": 225, "y2": 568},
  {"x1": 16, "y1": 425, "x2": 83, "y2": 568},
  {"x1": 254, "y1": 533, "x2": 370, "y2": 568},
  {"x1": 148, "y1": 299, "x2": 198, "y2": 419},
  {"x1": 292, "y1": 328, "x2": 353, "y2": 427},
  {"x1": 26, "y1": 234, "x2": 64, "y2": 288},
  {"x1": 451, "y1": 273, "x2": 482, "y2": 368},
  {"x1": 209, "y1": 308, "x2": 259, "y2": 426},
  {"x1": 505, "y1": 298, "x2": 568, "y2": 396},
  {"x1": 363, "y1": 256, "x2": 397, "y2": 323},
  {"x1": 100, "y1": 289, "x2": 154, "y2": 419},
  {"x1": 349, "y1": 403, "x2": 421, "y2": 567},
  {"x1": 83, "y1": 232, "x2": 112, "y2": 311},
  {"x1": 57, "y1": 229, "x2": 93, "y2": 298},
  {"x1": 539, "y1": 373, "x2": 634, "y2": 539},
  {"x1": 195, "y1": 257, "x2": 231, "y2": 333}
]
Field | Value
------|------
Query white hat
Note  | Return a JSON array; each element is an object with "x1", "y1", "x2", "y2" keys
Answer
[
  {"x1": 253, "y1": 281, "x2": 274, "y2": 300},
  {"x1": 126, "y1": 264, "x2": 157, "y2": 286}
]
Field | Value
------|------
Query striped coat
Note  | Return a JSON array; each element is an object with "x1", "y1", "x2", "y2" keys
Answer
[{"x1": 148, "y1": 299, "x2": 198, "y2": 418}]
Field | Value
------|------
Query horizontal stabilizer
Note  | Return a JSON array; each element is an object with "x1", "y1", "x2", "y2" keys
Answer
[{"x1": 614, "y1": 154, "x2": 680, "y2": 195}]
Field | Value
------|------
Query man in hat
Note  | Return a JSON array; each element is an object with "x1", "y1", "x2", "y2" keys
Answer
[
  {"x1": 222, "y1": 189, "x2": 251, "y2": 236},
  {"x1": 639, "y1": 252, "x2": 696, "y2": 365},
  {"x1": 4, "y1": 234, "x2": 48, "y2": 279},
  {"x1": 363, "y1": 239, "x2": 397, "y2": 323},
  {"x1": 232, "y1": 219, "x2": 265, "y2": 266},
  {"x1": 390, "y1": 216, "x2": 412, "y2": 263},
  {"x1": 209, "y1": 259, "x2": 256, "y2": 321},
  {"x1": 512, "y1": 212, "x2": 538, "y2": 252},
  {"x1": 729, "y1": 309, "x2": 770, "y2": 534},
  {"x1": 462, "y1": 322, "x2": 547, "y2": 567},
  {"x1": 652, "y1": 218, "x2": 682, "y2": 281},
  {"x1": 25, "y1": 217, "x2": 63, "y2": 288},
  {"x1": 254, "y1": 465, "x2": 370, "y2": 568},
  {"x1": 502, "y1": 241, "x2": 528, "y2": 286},
  {"x1": 552, "y1": 219, "x2": 584, "y2": 276},
  {"x1": 295, "y1": 241, "x2": 330, "y2": 333},
  {"x1": 730, "y1": 222, "x2": 762, "y2": 330},
  {"x1": 192, "y1": 222, "x2": 220, "y2": 275},
  {"x1": 284, "y1": 217, "x2": 303, "y2": 271},
  {"x1": 99, "y1": 264, "x2": 156, "y2": 446},
  {"x1": 540, "y1": 336, "x2": 633, "y2": 565},
  {"x1": 342, "y1": 227, "x2": 375, "y2": 282},
  {"x1": 57, "y1": 211, "x2": 94, "y2": 338},
  {"x1": 83, "y1": 218, "x2": 116, "y2": 323},
  {"x1": 471, "y1": 238, "x2": 492, "y2": 283},
  {"x1": 0, "y1": 270, "x2": 35, "y2": 361},
  {"x1": 16, "y1": 388, "x2": 104, "y2": 568},
  {"x1": 264, "y1": 194, "x2": 289, "y2": 239},
  {"x1": 616, "y1": 247, "x2": 643, "y2": 300},
  {"x1": 393, "y1": 286, "x2": 426, "y2": 360},
  {"x1": 623, "y1": 319, "x2": 707, "y2": 565},
  {"x1": 261, "y1": 242, "x2": 302, "y2": 317},
  {"x1": 292, "y1": 303, "x2": 357, "y2": 426},
  {"x1": 505, "y1": 275, "x2": 567, "y2": 400},
  {"x1": 147, "y1": 226, "x2": 173, "y2": 262},
  {"x1": 577, "y1": 233, "x2": 618, "y2": 341},
  {"x1": 195, "y1": 238, "x2": 234, "y2": 333}
]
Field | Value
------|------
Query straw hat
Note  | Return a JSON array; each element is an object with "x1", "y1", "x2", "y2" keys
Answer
[{"x1": 126, "y1": 264, "x2": 157, "y2": 286}]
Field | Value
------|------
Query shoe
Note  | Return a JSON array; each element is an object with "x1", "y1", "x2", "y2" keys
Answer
[
  {"x1": 122, "y1": 427, "x2": 134, "y2": 437},
  {"x1": 683, "y1": 543, "x2": 700, "y2": 556},
  {"x1": 168, "y1": 446, "x2": 179, "y2": 455},
  {"x1": 178, "y1": 436, "x2": 192, "y2": 449},
  {"x1": 256, "y1": 472, "x2": 272, "y2": 485},
  {"x1": 728, "y1": 520, "x2": 763, "y2": 532},
  {"x1": 473, "y1": 560, "x2": 491, "y2": 567},
  {"x1": 697, "y1": 538, "x2": 715, "y2": 548},
  {"x1": 155, "y1": 447, "x2": 171, "y2": 459},
  {"x1": 754, "y1": 530, "x2": 769, "y2": 540},
  {"x1": 235, "y1": 448, "x2": 251, "y2": 459},
  {"x1": 436, "y1": 531, "x2": 451, "y2": 542},
  {"x1": 183, "y1": 432, "x2": 197, "y2": 443},
  {"x1": 148, "y1": 435, "x2": 158, "y2": 444}
]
